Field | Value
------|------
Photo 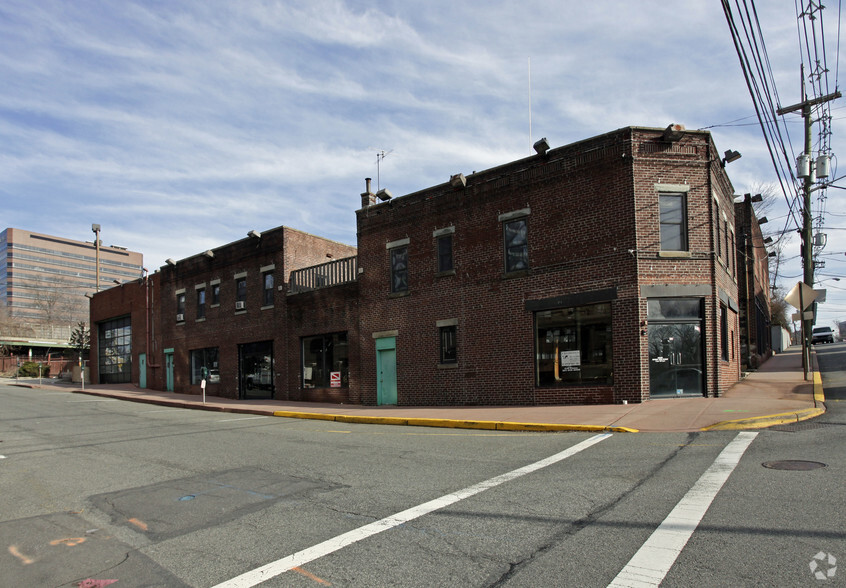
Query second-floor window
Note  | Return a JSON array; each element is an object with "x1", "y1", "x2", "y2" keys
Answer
[
  {"x1": 659, "y1": 192, "x2": 688, "y2": 251},
  {"x1": 437, "y1": 234, "x2": 454, "y2": 273},
  {"x1": 504, "y1": 218, "x2": 528, "y2": 272},
  {"x1": 211, "y1": 283, "x2": 220, "y2": 305},
  {"x1": 263, "y1": 271, "x2": 274, "y2": 306},
  {"x1": 390, "y1": 246, "x2": 408, "y2": 293},
  {"x1": 235, "y1": 278, "x2": 246, "y2": 308},
  {"x1": 196, "y1": 288, "x2": 206, "y2": 319},
  {"x1": 176, "y1": 293, "x2": 185, "y2": 322}
]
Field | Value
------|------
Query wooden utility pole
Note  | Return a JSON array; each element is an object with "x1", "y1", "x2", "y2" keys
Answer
[{"x1": 777, "y1": 87, "x2": 840, "y2": 373}]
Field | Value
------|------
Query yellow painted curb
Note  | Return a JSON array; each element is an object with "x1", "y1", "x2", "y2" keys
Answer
[
  {"x1": 701, "y1": 406, "x2": 826, "y2": 431},
  {"x1": 271, "y1": 410, "x2": 638, "y2": 432}
]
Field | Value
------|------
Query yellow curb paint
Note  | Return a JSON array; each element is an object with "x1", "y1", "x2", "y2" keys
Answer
[
  {"x1": 701, "y1": 407, "x2": 826, "y2": 431},
  {"x1": 814, "y1": 371, "x2": 825, "y2": 405},
  {"x1": 273, "y1": 411, "x2": 338, "y2": 422},
  {"x1": 334, "y1": 415, "x2": 408, "y2": 426},
  {"x1": 270, "y1": 410, "x2": 638, "y2": 433}
]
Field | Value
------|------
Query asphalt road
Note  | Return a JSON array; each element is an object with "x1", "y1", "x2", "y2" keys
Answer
[{"x1": 1, "y1": 362, "x2": 844, "y2": 587}]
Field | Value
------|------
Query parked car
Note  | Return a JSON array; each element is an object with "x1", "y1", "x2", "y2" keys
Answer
[{"x1": 812, "y1": 326, "x2": 835, "y2": 344}]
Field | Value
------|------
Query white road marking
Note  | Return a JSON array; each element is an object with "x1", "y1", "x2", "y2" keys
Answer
[
  {"x1": 608, "y1": 431, "x2": 758, "y2": 587},
  {"x1": 216, "y1": 416, "x2": 269, "y2": 423},
  {"x1": 212, "y1": 433, "x2": 612, "y2": 588}
]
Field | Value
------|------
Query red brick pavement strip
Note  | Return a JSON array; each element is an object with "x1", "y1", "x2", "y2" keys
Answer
[{"x1": 5, "y1": 347, "x2": 825, "y2": 433}]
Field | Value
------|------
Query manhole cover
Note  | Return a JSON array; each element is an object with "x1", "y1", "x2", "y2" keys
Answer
[{"x1": 762, "y1": 460, "x2": 827, "y2": 471}]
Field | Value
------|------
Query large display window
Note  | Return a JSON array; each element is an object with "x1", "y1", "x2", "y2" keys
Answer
[
  {"x1": 535, "y1": 303, "x2": 612, "y2": 386},
  {"x1": 302, "y1": 333, "x2": 349, "y2": 388}
]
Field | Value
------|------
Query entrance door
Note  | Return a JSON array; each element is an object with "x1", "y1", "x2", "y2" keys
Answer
[
  {"x1": 238, "y1": 341, "x2": 274, "y2": 400},
  {"x1": 647, "y1": 299, "x2": 705, "y2": 398},
  {"x1": 164, "y1": 351, "x2": 174, "y2": 392},
  {"x1": 376, "y1": 337, "x2": 397, "y2": 405},
  {"x1": 139, "y1": 353, "x2": 147, "y2": 389}
]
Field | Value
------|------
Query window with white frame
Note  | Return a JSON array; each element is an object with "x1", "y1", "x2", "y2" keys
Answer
[{"x1": 659, "y1": 192, "x2": 688, "y2": 251}]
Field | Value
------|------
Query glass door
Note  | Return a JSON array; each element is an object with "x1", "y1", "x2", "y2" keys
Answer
[{"x1": 647, "y1": 299, "x2": 705, "y2": 398}]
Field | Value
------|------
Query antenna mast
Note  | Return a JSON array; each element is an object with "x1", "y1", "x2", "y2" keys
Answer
[
  {"x1": 528, "y1": 57, "x2": 532, "y2": 152},
  {"x1": 376, "y1": 149, "x2": 393, "y2": 190}
]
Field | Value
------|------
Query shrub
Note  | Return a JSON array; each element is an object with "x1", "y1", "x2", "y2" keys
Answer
[{"x1": 18, "y1": 361, "x2": 50, "y2": 378}]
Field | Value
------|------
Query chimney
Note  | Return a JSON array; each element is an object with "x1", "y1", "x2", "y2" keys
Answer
[{"x1": 361, "y1": 177, "x2": 376, "y2": 208}]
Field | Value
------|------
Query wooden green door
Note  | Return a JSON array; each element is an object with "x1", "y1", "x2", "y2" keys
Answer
[{"x1": 376, "y1": 337, "x2": 397, "y2": 405}]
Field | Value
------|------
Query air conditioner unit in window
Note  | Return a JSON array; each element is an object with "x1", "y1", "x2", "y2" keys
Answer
[
  {"x1": 235, "y1": 301, "x2": 246, "y2": 310},
  {"x1": 176, "y1": 313, "x2": 184, "y2": 322}
]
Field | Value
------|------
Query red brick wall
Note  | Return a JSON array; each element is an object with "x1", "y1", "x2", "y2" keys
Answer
[
  {"x1": 89, "y1": 276, "x2": 155, "y2": 386},
  {"x1": 356, "y1": 127, "x2": 740, "y2": 406}
]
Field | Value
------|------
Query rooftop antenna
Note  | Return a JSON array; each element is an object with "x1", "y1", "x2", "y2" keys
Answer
[{"x1": 376, "y1": 149, "x2": 393, "y2": 191}]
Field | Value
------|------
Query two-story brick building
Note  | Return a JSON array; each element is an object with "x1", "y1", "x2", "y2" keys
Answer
[{"x1": 90, "y1": 125, "x2": 743, "y2": 405}]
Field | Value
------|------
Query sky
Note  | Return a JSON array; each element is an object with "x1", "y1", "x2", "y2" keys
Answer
[{"x1": 2, "y1": 1, "x2": 845, "y2": 328}]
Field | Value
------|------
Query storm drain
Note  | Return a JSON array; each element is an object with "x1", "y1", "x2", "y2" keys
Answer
[{"x1": 762, "y1": 460, "x2": 827, "y2": 471}]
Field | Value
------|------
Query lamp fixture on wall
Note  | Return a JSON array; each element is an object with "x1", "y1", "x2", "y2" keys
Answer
[
  {"x1": 248, "y1": 230, "x2": 261, "y2": 239},
  {"x1": 449, "y1": 173, "x2": 466, "y2": 188},
  {"x1": 203, "y1": 250, "x2": 214, "y2": 259},
  {"x1": 722, "y1": 149, "x2": 742, "y2": 166},
  {"x1": 533, "y1": 137, "x2": 550, "y2": 155},
  {"x1": 376, "y1": 188, "x2": 393, "y2": 201}
]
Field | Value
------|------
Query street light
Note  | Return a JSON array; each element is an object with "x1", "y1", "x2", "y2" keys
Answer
[{"x1": 91, "y1": 224, "x2": 101, "y2": 292}]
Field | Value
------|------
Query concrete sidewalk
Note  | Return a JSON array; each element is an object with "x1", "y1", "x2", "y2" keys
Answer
[{"x1": 7, "y1": 347, "x2": 825, "y2": 433}]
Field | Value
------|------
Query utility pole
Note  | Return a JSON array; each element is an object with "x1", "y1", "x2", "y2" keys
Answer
[{"x1": 777, "y1": 85, "x2": 840, "y2": 373}]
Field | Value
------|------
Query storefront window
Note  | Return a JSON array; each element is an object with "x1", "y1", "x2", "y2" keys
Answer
[
  {"x1": 190, "y1": 347, "x2": 219, "y2": 384},
  {"x1": 535, "y1": 303, "x2": 612, "y2": 386},
  {"x1": 302, "y1": 333, "x2": 349, "y2": 388}
]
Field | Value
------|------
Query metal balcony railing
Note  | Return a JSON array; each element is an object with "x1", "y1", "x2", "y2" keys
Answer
[{"x1": 288, "y1": 256, "x2": 358, "y2": 294}]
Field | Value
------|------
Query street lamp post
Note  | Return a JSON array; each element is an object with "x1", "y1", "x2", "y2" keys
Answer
[{"x1": 92, "y1": 224, "x2": 101, "y2": 292}]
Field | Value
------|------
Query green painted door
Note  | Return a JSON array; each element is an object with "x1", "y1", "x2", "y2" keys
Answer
[
  {"x1": 376, "y1": 337, "x2": 397, "y2": 405},
  {"x1": 139, "y1": 353, "x2": 147, "y2": 389},
  {"x1": 165, "y1": 351, "x2": 174, "y2": 392}
]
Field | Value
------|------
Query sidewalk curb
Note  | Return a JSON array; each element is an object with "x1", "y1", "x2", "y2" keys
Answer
[
  {"x1": 701, "y1": 371, "x2": 826, "y2": 431},
  {"x1": 271, "y1": 410, "x2": 639, "y2": 433}
]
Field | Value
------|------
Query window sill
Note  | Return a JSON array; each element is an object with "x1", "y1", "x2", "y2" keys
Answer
[
  {"x1": 435, "y1": 269, "x2": 456, "y2": 278},
  {"x1": 234, "y1": 310, "x2": 247, "y2": 315},
  {"x1": 195, "y1": 317, "x2": 206, "y2": 323},
  {"x1": 388, "y1": 291, "x2": 410, "y2": 299},
  {"x1": 210, "y1": 304, "x2": 220, "y2": 308},
  {"x1": 437, "y1": 363, "x2": 459, "y2": 369},
  {"x1": 502, "y1": 269, "x2": 530, "y2": 279},
  {"x1": 658, "y1": 251, "x2": 692, "y2": 258},
  {"x1": 261, "y1": 305, "x2": 274, "y2": 311}
]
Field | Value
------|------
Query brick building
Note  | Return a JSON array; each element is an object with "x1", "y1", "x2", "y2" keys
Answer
[
  {"x1": 90, "y1": 126, "x2": 743, "y2": 405},
  {"x1": 735, "y1": 193, "x2": 772, "y2": 369}
]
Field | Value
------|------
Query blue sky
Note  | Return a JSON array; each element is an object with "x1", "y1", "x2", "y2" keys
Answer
[{"x1": 2, "y1": 1, "x2": 844, "y2": 326}]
